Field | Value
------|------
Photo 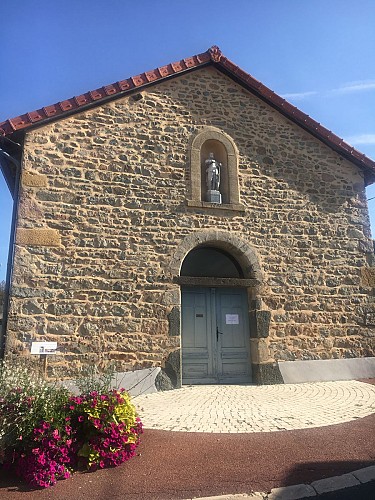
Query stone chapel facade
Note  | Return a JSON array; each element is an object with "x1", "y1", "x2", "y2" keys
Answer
[{"x1": 1, "y1": 46, "x2": 375, "y2": 385}]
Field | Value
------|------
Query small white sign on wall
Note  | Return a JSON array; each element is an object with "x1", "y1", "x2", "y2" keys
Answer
[
  {"x1": 31, "y1": 342, "x2": 57, "y2": 355},
  {"x1": 225, "y1": 314, "x2": 239, "y2": 325}
]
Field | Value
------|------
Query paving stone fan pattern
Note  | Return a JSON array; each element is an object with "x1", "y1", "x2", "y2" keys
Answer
[{"x1": 134, "y1": 381, "x2": 375, "y2": 433}]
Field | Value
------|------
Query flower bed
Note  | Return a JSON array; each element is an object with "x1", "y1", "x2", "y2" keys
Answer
[{"x1": 0, "y1": 363, "x2": 143, "y2": 489}]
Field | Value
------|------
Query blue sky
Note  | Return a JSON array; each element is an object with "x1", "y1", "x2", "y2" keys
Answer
[{"x1": 0, "y1": 0, "x2": 375, "y2": 281}]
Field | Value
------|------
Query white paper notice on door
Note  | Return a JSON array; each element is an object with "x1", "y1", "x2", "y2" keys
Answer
[{"x1": 225, "y1": 314, "x2": 239, "y2": 325}]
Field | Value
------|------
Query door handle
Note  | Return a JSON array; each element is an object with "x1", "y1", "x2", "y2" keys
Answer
[{"x1": 216, "y1": 326, "x2": 224, "y2": 341}]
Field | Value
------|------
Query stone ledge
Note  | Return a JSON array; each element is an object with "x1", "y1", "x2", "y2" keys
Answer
[
  {"x1": 174, "y1": 276, "x2": 259, "y2": 287},
  {"x1": 278, "y1": 357, "x2": 375, "y2": 383},
  {"x1": 16, "y1": 228, "x2": 61, "y2": 247},
  {"x1": 186, "y1": 199, "x2": 246, "y2": 212}
]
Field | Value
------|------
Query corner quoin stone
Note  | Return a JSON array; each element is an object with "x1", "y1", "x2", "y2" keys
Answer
[
  {"x1": 16, "y1": 228, "x2": 61, "y2": 247},
  {"x1": 21, "y1": 171, "x2": 48, "y2": 188}
]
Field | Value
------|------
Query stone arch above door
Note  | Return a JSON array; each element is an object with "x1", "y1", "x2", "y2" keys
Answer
[
  {"x1": 188, "y1": 127, "x2": 241, "y2": 207},
  {"x1": 169, "y1": 230, "x2": 264, "y2": 282},
  {"x1": 165, "y1": 231, "x2": 282, "y2": 386}
]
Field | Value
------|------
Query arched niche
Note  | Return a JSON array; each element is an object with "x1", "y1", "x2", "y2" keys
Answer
[{"x1": 189, "y1": 127, "x2": 240, "y2": 206}]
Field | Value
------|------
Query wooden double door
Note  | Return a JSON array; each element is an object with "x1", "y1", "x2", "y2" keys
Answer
[{"x1": 181, "y1": 287, "x2": 251, "y2": 384}]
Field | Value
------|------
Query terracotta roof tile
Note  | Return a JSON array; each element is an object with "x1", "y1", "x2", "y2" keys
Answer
[
  {"x1": 27, "y1": 110, "x2": 44, "y2": 123},
  {"x1": 104, "y1": 84, "x2": 118, "y2": 95},
  {"x1": 9, "y1": 116, "x2": 28, "y2": 130},
  {"x1": 59, "y1": 99, "x2": 75, "y2": 112},
  {"x1": 1, "y1": 45, "x2": 374, "y2": 180},
  {"x1": 196, "y1": 52, "x2": 210, "y2": 64},
  {"x1": 132, "y1": 74, "x2": 147, "y2": 87},
  {"x1": 158, "y1": 64, "x2": 174, "y2": 77},
  {"x1": 43, "y1": 104, "x2": 60, "y2": 117},
  {"x1": 144, "y1": 70, "x2": 160, "y2": 82},
  {"x1": 89, "y1": 89, "x2": 105, "y2": 100},
  {"x1": 118, "y1": 79, "x2": 133, "y2": 91},
  {"x1": 184, "y1": 57, "x2": 196, "y2": 68},
  {"x1": 171, "y1": 61, "x2": 186, "y2": 72}
]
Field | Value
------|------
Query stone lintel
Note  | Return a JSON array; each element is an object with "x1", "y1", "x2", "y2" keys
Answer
[
  {"x1": 16, "y1": 228, "x2": 61, "y2": 247},
  {"x1": 186, "y1": 199, "x2": 246, "y2": 212},
  {"x1": 22, "y1": 172, "x2": 48, "y2": 188},
  {"x1": 174, "y1": 276, "x2": 259, "y2": 287}
]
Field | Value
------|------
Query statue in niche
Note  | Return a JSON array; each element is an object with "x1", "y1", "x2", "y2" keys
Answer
[
  {"x1": 205, "y1": 153, "x2": 222, "y2": 203},
  {"x1": 205, "y1": 152, "x2": 221, "y2": 191},
  {"x1": 205, "y1": 153, "x2": 222, "y2": 204}
]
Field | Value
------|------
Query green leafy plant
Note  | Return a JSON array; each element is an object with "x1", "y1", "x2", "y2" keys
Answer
[
  {"x1": 69, "y1": 389, "x2": 143, "y2": 470},
  {"x1": 74, "y1": 363, "x2": 116, "y2": 395},
  {"x1": 0, "y1": 361, "x2": 70, "y2": 456},
  {"x1": 0, "y1": 361, "x2": 143, "y2": 489}
]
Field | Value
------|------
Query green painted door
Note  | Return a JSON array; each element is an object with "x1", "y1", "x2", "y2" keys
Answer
[{"x1": 181, "y1": 287, "x2": 251, "y2": 384}]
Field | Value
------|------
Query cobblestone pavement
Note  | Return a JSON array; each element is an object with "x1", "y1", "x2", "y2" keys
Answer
[{"x1": 134, "y1": 380, "x2": 375, "y2": 432}]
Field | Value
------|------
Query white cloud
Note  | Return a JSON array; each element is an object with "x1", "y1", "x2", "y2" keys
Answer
[
  {"x1": 345, "y1": 134, "x2": 375, "y2": 146},
  {"x1": 331, "y1": 80, "x2": 375, "y2": 94},
  {"x1": 281, "y1": 79, "x2": 375, "y2": 102},
  {"x1": 281, "y1": 91, "x2": 318, "y2": 100}
]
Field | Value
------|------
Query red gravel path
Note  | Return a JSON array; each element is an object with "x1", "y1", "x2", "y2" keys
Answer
[{"x1": 0, "y1": 381, "x2": 374, "y2": 499}]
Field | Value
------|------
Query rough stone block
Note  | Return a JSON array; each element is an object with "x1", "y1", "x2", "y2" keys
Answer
[
  {"x1": 168, "y1": 306, "x2": 180, "y2": 336},
  {"x1": 250, "y1": 338, "x2": 270, "y2": 364},
  {"x1": 250, "y1": 310, "x2": 271, "y2": 338},
  {"x1": 16, "y1": 228, "x2": 60, "y2": 247},
  {"x1": 252, "y1": 362, "x2": 284, "y2": 385}
]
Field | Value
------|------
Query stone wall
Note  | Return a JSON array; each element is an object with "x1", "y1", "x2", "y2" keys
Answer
[{"x1": 5, "y1": 66, "x2": 375, "y2": 378}]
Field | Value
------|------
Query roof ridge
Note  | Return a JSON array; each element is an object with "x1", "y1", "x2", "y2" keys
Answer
[{"x1": 1, "y1": 46, "x2": 374, "y2": 179}]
